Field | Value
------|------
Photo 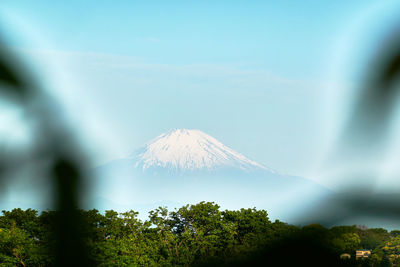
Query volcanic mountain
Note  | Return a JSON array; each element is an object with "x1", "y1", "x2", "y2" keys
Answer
[
  {"x1": 131, "y1": 128, "x2": 270, "y2": 173},
  {"x1": 91, "y1": 129, "x2": 331, "y2": 222}
]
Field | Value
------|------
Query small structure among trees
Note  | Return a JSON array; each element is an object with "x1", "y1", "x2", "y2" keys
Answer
[
  {"x1": 340, "y1": 253, "x2": 351, "y2": 260},
  {"x1": 356, "y1": 249, "x2": 371, "y2": 259}
]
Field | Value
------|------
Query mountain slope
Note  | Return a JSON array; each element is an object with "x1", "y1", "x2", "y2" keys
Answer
[
  {"x1": 130, "y1": 129, "x2": 271, "y2": 172},
  {"x1": 91, "y1": 129, "x2": 332, "y2": 222}
]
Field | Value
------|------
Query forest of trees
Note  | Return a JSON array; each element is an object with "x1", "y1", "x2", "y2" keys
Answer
[{"x1": 1, "y1": 201, "x2": 400, "y2": 266}]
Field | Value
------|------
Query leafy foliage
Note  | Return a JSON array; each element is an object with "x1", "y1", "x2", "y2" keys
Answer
[{"x1": 0, "y1": 203, "x2": 399, "y2": 266}]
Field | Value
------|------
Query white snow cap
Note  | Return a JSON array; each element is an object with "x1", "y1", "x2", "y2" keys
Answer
[{"x1": 132, "y1": 128, "x2": 271, "y2": 172}]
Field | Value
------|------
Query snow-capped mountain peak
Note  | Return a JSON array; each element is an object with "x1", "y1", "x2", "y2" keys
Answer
[{"x1": 130, "y1": 128, "x2": 272, "y2": 172}]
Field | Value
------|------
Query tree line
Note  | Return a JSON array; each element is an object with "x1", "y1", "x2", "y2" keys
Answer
[{"x1": 0, "y1": 201, "x2": 399, "y2": 266}]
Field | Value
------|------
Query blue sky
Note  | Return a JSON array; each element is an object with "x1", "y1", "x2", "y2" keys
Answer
[{"x1": 1, "y1": 1, "x2": 400, "y2": 189}]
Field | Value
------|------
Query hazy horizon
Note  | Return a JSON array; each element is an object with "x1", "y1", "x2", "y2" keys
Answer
[{"x1": 2, "y1": 1, "x2": 400, "y2": 193}]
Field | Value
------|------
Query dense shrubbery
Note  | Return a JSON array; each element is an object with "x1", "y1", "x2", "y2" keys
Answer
[{"x1": 0, "y1": 202, "x2": 399, "y2": 266}]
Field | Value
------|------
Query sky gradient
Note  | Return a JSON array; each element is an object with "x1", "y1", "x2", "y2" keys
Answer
[{"x1": 1, "y1": 1, "x2": 400, "y2": 190}]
